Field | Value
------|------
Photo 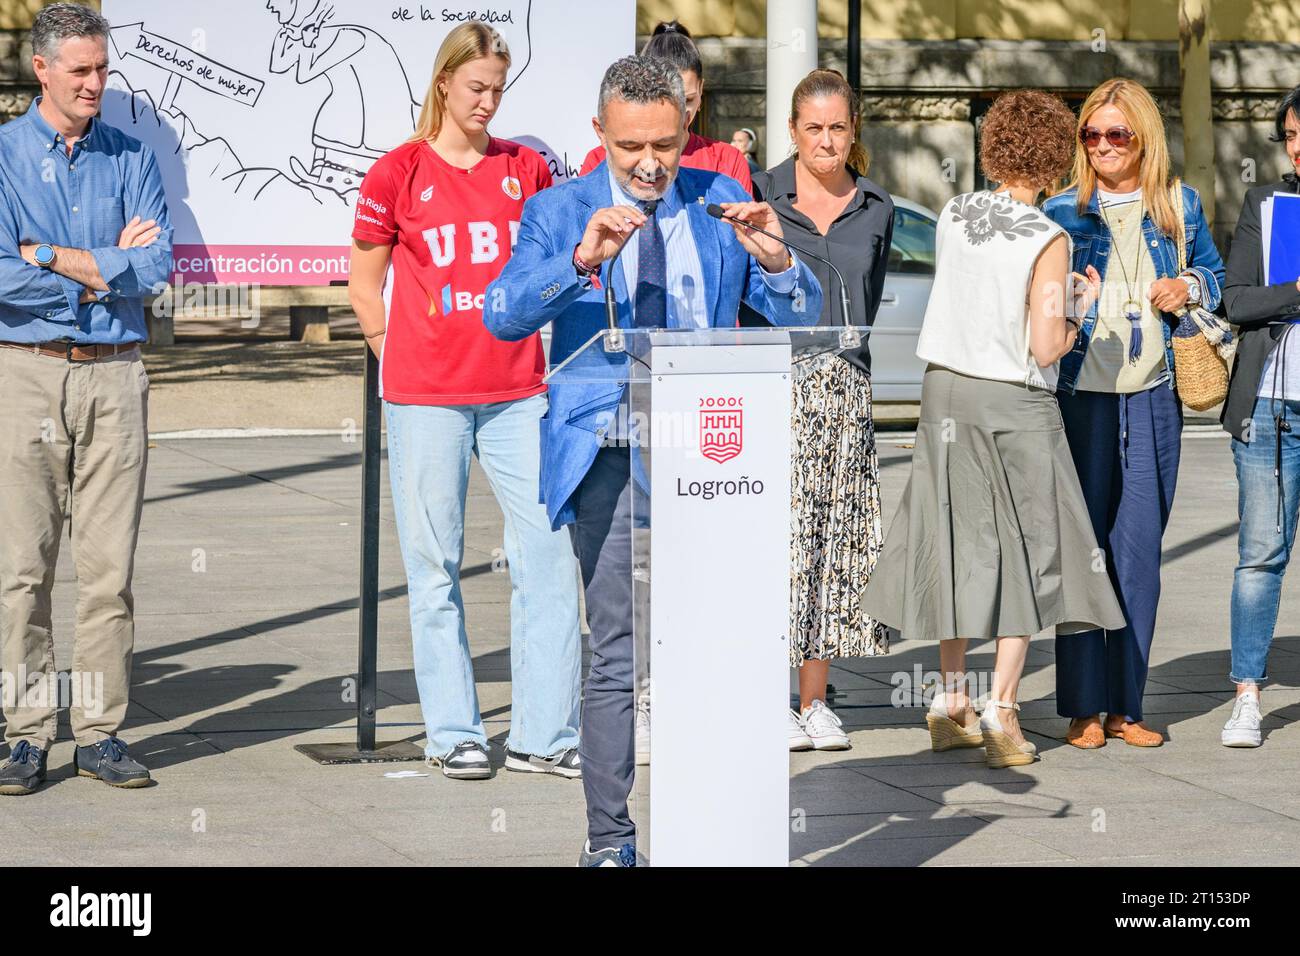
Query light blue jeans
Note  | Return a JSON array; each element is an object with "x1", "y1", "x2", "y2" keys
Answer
[
  {"x1": 1230, "y1": 398, "x2": 1300, "y2": 685},
  {"x1": 384, "y1": 393, "x2": 582, "y2": 759}
]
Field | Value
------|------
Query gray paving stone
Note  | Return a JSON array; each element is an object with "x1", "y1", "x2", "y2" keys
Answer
[{"x1": 4, "y1": 432, "x2": 1295, "y2": 866}]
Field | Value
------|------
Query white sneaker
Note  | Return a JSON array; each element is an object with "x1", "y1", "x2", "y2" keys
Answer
[
  {"x1": 801, "y1": 699, "x2": 850, "y2": 750},
  {"x1": 788, "y1": 708, "x2": 813, "y2": 751},
  {"x1": 634, "y1": 695, "x2": 651, "y2": 766},
  {"x1": 427, "y1": 741, "x2": 492, "y2": 780},
  {"x1": 1222, "y1": 688, "x2": 1263, "y2": 748}
]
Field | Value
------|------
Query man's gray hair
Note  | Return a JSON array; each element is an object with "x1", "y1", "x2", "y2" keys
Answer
[
  {"x1": 597, "y1": 55, "x2": 685, "y2": 124},
  {"x1": 31, "y1": 3, "x2": 110, "y2": 62}
]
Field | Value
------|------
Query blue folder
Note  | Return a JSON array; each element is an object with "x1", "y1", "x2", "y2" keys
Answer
[{"x1": 1268, "y1": 192, "x2": 1300, "y2": 286}]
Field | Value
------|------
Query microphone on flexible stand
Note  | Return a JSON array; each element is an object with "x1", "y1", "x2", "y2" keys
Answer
[
  {"x1": 603, "y1": 199, "x2": 658, "y2": 353},
  {"x1": 705, "y1": 202, "x2": 860, "y2": 349}
]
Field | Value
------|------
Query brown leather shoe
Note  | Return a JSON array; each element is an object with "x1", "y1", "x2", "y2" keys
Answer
[
  {"x1": 1103, "y1": 718, "x2": 1163, "y2": 747},
  {"x1": 1066, "y1": 715, "x2": 1105, "y2": 749}
]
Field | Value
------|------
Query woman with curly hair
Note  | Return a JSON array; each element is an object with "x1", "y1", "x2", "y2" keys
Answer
[
  {"x1": 1042, "y1": 79, "x2": 1225, "y2": 750},
  {"x1": 862, "y1": 90, "x2": 1125, "y2": 769}
]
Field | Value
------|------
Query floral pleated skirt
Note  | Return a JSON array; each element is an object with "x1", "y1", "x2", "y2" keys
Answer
[{"x1": 790, "y1": 352, "x2": 890, "y2": 665}]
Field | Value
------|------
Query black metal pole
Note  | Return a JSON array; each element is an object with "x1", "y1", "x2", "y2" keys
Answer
[
  {"x1": 357, "y1": 343, "x2": 381, "y2": 753},
  {"x1": 847, "y1": 0, "x2": 861, "y2": 97}
]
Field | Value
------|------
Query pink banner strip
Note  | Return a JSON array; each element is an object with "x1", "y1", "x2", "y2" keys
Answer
[{"x1": 171, "y1": 244, "x2": 351, "y2": 285}]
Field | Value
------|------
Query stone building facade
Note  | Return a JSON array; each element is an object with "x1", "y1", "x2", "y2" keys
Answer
[{"x1": 694, "y1": 34, "x2": 1298, "y2": 243}]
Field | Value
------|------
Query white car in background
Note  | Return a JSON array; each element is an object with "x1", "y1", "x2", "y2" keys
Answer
[{"x1": 870, "y1": 196, "x2": 938, "y2": 403}]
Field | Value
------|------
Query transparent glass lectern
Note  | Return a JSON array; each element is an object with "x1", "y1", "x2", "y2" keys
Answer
[{"x1": 546, "y1": 325, "x2": 871, "y2": 867}]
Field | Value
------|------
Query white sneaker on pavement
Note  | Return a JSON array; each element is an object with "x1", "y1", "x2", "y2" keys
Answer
[
  {"x1": 801, "y1": 699, "x2": 850, "y2": 750},
  {"x1": 1222, "y1": 688, "x2": 1263, "y2": 748},
  {"x1": 788, "y1": 708, "x2": 813, "y2": 751},
  {"x1": 428, "y1": 741, "x2": 492, "y2": 780}
]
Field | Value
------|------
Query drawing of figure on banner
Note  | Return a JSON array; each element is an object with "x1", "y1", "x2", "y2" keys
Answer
[
  {"x1": 267, "y1": 0, "x2": 419, "y2": 195},
  {"x1": 101, "y1": 0, "x2": 635, "y2": 286}
]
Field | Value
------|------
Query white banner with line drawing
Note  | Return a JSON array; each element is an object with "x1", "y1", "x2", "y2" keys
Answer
[{"x1": 102, "y1": 0, "x2": 635, "y2": 285}]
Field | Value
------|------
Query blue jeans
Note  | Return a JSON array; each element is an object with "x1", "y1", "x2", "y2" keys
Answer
[
  {"x1": 1230, "y1": 398, "x2": 1300, "y2": 685},
  {"x1": 384, "y1": 393, "x2": 582, "y2": 759}
]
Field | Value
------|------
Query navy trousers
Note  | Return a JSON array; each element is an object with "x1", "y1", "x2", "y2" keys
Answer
[
  {"x1": 568, "y1": 446, "x2": 645, "y2": 850},
  {"x1": 1054, "y1": 384, "x2": 1182, "y2": 721}
]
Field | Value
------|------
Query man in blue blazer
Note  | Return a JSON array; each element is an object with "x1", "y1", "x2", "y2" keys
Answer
[{"x1": 485, "y1": 55, "x2": 820, "y2": 866}]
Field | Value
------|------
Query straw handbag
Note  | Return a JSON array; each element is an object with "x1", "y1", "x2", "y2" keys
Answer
[{"x1": 1169, "y1": 181, "x2": 1233, "y2": 412}]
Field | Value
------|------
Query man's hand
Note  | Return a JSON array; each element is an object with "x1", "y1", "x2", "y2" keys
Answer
[
  {"x1": 118, "y1": 216, "x2": 161, "y2": 249},
  {"x1": 18, "y1": 243, "x2": 39, "y2": 266},
  {"x1": 1149, "y1": 277, "x2": 1190, "y2": 313},
  {"x1": 716, "y1": 201, "x2": 789, "y2": 272},
  {"x1": 576, "y1": 205, "x2": 647, "y2": 268}
]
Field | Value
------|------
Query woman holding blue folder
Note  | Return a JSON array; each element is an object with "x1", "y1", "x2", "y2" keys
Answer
[{"x1": 1218, "y1": 86, "x2": 1300, "y2": 749}]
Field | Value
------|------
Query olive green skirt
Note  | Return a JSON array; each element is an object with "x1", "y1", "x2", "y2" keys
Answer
[{"x1": 861, "y1": 365, "x2": 1126, "y2": 641}]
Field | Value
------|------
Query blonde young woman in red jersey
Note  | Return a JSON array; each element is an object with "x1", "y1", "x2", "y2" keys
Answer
[
  {"x1": 578, "y1": 20, "x2": 752, "y2": 194},
  {"x1": 347, "y1": 23, "x2": 583, "y2": 781}
]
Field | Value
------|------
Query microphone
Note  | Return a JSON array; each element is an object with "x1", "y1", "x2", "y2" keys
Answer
[
  {"x1": 604, "y1": 199, "x2": 658, "y2": 352},
  {"x1": 705, "y1": 202, "x2": 859, "y2": 347}
]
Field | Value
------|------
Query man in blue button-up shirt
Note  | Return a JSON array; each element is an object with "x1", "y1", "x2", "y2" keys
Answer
[{"x1": 0, "y1": 4, "x2": 170, "y2": 796}]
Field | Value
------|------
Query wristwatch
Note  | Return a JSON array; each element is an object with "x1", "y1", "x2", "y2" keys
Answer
[
  {"x1": 1179, "y1": 274, "x2": 1202, "y2": 304},
  {"x1": 34, "y1": 243, "x2": 56, "y2": 268}
]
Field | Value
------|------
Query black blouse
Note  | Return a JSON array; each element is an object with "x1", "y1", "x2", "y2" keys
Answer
[{"x1": 749, "y1": 156, "x2": 895, "y2": 373}]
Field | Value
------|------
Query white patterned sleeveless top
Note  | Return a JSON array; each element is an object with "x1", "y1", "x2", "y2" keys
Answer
[{"x1": 915, "y1": 190, "x2": 1071, "y2": 391}]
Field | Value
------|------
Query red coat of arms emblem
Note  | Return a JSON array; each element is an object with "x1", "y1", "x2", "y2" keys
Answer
[{"x1": 699, "y1": 396, "x2": 743, "y2": 463}]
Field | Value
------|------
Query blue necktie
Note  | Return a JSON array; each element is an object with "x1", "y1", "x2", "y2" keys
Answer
[{"x1": 635, "y1": 201, "x2": 667, "y2": 328}]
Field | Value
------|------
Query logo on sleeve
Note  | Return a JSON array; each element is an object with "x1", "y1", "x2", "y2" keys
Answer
[
  {"x1": 501, "y1": 176, "x2": 522, "y2": 201},
  {"x1": 420, "y1": 185, "x2": 434, "y2": 202}
]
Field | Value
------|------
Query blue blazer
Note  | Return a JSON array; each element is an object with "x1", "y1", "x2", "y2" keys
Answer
[{"x1": 485, "y1": 163, "x2": 822, "y2": 530}]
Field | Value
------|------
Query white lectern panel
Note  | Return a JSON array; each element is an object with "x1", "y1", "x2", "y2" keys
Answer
[{"x1": 641, "y1": 343, "x2": 792, "y2": 866}]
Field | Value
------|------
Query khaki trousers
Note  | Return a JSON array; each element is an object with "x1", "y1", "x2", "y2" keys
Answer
[{"x1": 0, "y1": 345, "x2": 148, "y2": 749}]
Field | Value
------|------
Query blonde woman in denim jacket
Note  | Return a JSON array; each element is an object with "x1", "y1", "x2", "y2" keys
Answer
[{"x1": 1042, "y1": 78, "x2": 1225, "y2": 750}]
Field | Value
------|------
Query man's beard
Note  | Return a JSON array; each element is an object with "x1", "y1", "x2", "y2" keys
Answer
[{"x1": 618, "y1": 157, "x2": 675, "y2": 200}]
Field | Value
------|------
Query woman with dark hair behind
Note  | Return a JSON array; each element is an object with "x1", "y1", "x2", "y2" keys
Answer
[
  {"x1": 1217, "y1": 85, "x2": 1300, "y2": 748},
  {"x1": 750, "y1": 69, "x2": 894, "y2": 751},
  {"x1": 579, "y1": 20, "x2": 752, "y2": 193},
  {"x1": 863, "y1": 90, "x2": 1125, "y2": 769}
]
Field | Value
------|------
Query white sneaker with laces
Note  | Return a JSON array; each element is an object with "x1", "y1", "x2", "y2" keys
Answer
[
  {"x1": 788, "y1": 708, "x2": 813, "y2": 751},
  {"x1": 634, "y1": 694, "x2": 651, "y2": 766},
  {"x1": 801, "y1": 699, "x2": 849, "y2": 750},
  {"x1": 428, "y1": 741, "x2": 492, "y2": 780},
  {"x1": 1222, "y1": 688, "x2": 1263, "y2": 748}
]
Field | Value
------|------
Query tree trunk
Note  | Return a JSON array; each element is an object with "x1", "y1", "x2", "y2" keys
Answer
[{"x1": 1179, "y1": 0, "x2": 1215, "y2": 229}]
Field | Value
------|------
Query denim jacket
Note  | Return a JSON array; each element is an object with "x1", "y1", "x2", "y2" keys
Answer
[{"x1": 1042, "y1": 183, "x2": 1226, "y2": 394}]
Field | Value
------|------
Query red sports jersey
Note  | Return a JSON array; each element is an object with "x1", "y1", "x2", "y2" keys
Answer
[
  {"x1": 579, "y1": 132, "x2": 753, "y2": 194},
  {"x1": 352, "y1": 138, "x2": 552, "y2": 405}
]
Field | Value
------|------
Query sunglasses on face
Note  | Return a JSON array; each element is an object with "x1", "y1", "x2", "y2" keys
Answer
[{"x1": 1080, "y1": 126, "x2": 1136, "y2": 148}]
